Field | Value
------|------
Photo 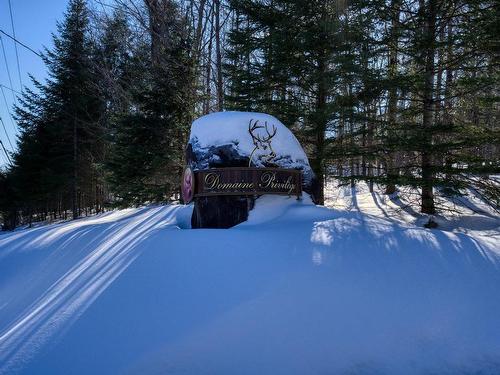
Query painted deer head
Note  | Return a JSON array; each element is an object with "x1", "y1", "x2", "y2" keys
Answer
[{"x1": 248, "y1": 119, "x2": 277, "y2": 167}]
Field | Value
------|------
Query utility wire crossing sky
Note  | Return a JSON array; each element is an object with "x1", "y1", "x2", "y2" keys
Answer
[{"x1": 0, "y1": 0, "x2": 67, "y2": 167}]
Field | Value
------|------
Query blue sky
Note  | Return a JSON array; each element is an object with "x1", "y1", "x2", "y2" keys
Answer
[{"x1": 0, "y1": 0, "x2": 67, "y2": 167}]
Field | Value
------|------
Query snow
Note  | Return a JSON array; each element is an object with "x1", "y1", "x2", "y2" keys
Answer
[
  {"x1": 1, "y1": 183, "x2": 500, "y2": 374},
  {"x1": 188, "y1": 111, "x2": 317, "y2": 191},
  {"x1": 189, "y1": 111, "x2": 309, "y2": 167}
]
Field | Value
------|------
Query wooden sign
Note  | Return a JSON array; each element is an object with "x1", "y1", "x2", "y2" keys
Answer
[{"x1": 191, "y1": 167, "x2": 302, "y2": 199}]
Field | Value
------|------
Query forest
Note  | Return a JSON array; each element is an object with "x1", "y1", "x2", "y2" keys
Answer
[{"x1": 0, "y1": 0, "x2": 498, "y2": 229}]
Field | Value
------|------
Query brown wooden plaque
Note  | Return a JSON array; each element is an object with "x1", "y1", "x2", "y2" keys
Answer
[{"x1": 193, "y1": 168, "x2": 302, "y2": 198}]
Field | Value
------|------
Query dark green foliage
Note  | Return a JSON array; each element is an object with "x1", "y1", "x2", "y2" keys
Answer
[
  {"x1": 0, "y1": 170, "x2": 17, "y2": 229},
  {"x1": 0, "y1": 0, "x2": 195, "y2": 228},
  {"x1": 225, "y1": 0, "x2": 353, "y2": 204},
  {"x1": 225, "y1": 0, "x2": 499, "y2": 212},
  {"x1": 2, "y1": 0, "x2": 106, "y2": 226},
  {"x1": 103, "y1": 0, "x2": 193, "y2": 206}
]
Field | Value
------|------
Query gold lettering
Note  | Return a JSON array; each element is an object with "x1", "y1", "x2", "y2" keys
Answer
[
  {"x1": 259, "y1": 171, "x2": 275, "y2": 188},
  {"x1": 204, "y1": 172, "x2": 255, "y2": 191},
  {"x1": 204, "y1": 173, "x2": 220, "y2": 189},
  {"x1": 259, "y1": 172, "x2": 295, "y2": 194},
  {"x1": 204, "y1": 170, "x2": 296, "y2": 194}
]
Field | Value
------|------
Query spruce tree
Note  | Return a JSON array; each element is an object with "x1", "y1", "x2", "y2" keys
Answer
[
  {"x1": 225, "y1": 0, "x2": 348, "y2": 204},
  {"x1": 10, "y1": 0, "x2": 104, "y2": 222},
  {"x1": 106, "y1": 0, "x2": 193, "y2": 205}
]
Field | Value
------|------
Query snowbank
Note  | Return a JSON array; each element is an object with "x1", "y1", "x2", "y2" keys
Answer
[{"x1": 0, "y1": 187, "x2": 499, "y2": 374}]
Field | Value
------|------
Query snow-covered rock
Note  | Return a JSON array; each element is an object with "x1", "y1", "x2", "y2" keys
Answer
[
  {"x1": 187, "y1": 111, "x2": 317, "y2": 194},
  {"x1": 186, "y1": 111, "x2": 319, "y2": 228}
]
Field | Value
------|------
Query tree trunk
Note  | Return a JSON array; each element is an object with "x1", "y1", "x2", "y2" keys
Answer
[
  {"x1": 314, "y1": 57, "x2": 327, "y2": 205},
  {"x1": 145, "y1": 0, "x2": 164, "y2": 68},
  {"x1": 215, "y1": 0, "x2": 223, "y2": 111},
  {"x1": 420, "y1": 0, "x2": 437, "y2": 214},
  {"x1": 72, "y1": 117, "x2": 78, "y2": 220},
  {"x1": 204, "y1": 7, "x2": 214, "y2": 114},
  {"x1": 443, "y1": 21, "x2": 453, "y2": 124},
  {"x1": 193, "y1": 0, "x2": 207, "y2": 66},
  {"x1": 192, "y1": 196, "x2": 254, "y2": 228},
  {"x1": 385, "y1": 0, "x2": 401, "y2": 195}
]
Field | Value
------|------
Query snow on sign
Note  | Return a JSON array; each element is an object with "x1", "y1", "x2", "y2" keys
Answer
[
  {"x1": 184, "y1": 111, "x2": 317, "y2": 228},
  {"x1": 182, "y1": 118, "x2": 303, "y2": 203}
]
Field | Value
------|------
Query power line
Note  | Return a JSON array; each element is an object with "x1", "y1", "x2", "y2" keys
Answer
[
  {"x1": 0, "y1": 144, "x2": 5, "y2": 165},
  {"x1": 0, "y1": 30, "x2": 42, "y2": 58},
  {"x1": 0, "y1": 86, "x2": 18, "y2": 136},
  {"x1": 7, "y1": 0, "x2": 22, "y2": 90},
  {"x1": 0, "y1": 83, "x2": 21, "y2": 95},
  {"x1": 0, "y1": 34, "x2": 17, "y2": 104},
  {"x1": 0, "y1": 141, "x2": 7, "y2": 165},
  {"x1": 0, "y1": 139, "x2": 12, "y2": 166},
  {"x1": 0, "y1": 117, "x2": 13, "y2": 150}
]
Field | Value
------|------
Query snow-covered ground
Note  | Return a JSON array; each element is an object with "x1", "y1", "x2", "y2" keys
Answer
[{"x1": 1, "y1": 183, "x2": 499, "y2": 374}]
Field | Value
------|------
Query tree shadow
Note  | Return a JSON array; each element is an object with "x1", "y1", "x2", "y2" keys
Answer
[
  {"x1": 0, "y1": 205, "x2": 182, "y2": 374},
  {"x1": 370, "y1": 190, "x2": 391, "y2": 219},
  {"x1": 389, "y1": 193, "x2": 420, "y2": 218}
]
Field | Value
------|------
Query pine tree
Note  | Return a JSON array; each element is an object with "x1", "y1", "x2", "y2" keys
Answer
[
  {"x1": 225, "y1": 0, "x2": 350, "y2": 204},
  {"x1": 106, "y1": 0, "x2": 193, "y2": 205},
  {"x1": 327, "y1": 0, "x2": 499, "y2": 213},
  {"x1": 0, "y1": 168, "x2": 17, "y2": 230},
  {"x1": 9, "y1": 0, "x2": 104, "y2": 223}
]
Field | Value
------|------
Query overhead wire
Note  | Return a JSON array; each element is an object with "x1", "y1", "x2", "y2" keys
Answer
[
  {"x1": 0, "y1": 34, "x2": 17, "y2": 104},
  {"x1": 0, "y1": 3, "x2": 44, "y2": 165},
  {"x1": 0, "y1": 30, "x2": 42, "y2": 58},
  {"x1": 0, "y1": 144, "x2": 5, "y2": 164},
  {"x1": 0, "y1": 28, "x2": 42, "y2": 142},
  {"x1": 0, "y1": 117, "x2": 13, "y2": 150},
  {"x1": 0, "y1": 11, "x2": 102, "y2": 163},
  {"x1": 0, "y1": 30, "x2": 18, "y2": 156},
  {"x1": 7, "y1": 0, "x2": 22, "y2": 90},
  {"x1": 0, "y1": 86, "x2": 18, "y2": 135},
  {"x1": 0, "y1": 83, "x2": 20, "y2": 95},
  {"x1": 0, "y1": 139, "x2": 12, "y2": 166}
]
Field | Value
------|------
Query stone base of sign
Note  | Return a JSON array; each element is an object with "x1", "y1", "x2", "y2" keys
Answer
[{"x1": 191, "y1": 196, "x2": 255, "y2": 229}]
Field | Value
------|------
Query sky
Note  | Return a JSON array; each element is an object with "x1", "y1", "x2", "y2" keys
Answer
[{"x1": 0, "y1": 0, "x2": 68, "y2": 167}]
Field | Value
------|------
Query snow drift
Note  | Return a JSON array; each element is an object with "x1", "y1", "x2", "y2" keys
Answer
[{"x1": 0, "y1": 186, "x2": 499, "y2": 374}]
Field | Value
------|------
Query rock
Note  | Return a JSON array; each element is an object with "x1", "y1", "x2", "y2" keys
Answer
[
  {"x1": 191, "y1": 196, "x2": 255, "y2": 229},
  {"x1": 185, "y1": 111, "x2": 319, "y2": 228}
]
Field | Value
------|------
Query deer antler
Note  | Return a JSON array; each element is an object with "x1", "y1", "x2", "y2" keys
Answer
[
  {"x1": 264, "y1": 122, "x2": 277, "y2": 140},
  {"x1": 262, "y1": 122, "x2": 277, "y2": 161},
  {"x1": 249, "y1": 120, "x2": 264, "y2": 144},
  {"x1": 248, "y1": 119, "x2": 278, "y2": 167}
]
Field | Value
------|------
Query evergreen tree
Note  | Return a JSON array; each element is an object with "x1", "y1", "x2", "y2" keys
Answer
[
  {"x1": 302, "y1": 0, "x2": 500, "y2": 213},
  {"x1": 106, "y1": 0, "x2": 193, "y2": 205},
  {"x1": 225, "y1": 0, "x2": 349, "y2": 204},
  {"x1": 8, "y1": 0, "x2": 104, "y2": 223},
  {"x1": 0, "y1": 169, "x2": 17, "y2": 230}
]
